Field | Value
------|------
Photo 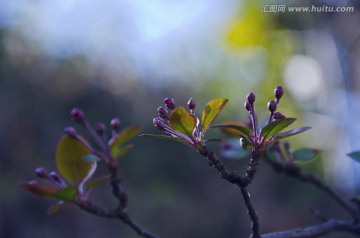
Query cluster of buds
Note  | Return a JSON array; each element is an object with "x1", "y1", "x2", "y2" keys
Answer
[
  {"x1": 33, "y1": 168, "x2": 67, "y2": 188},
  {"x1": 65, "y1": 108, "x2": 123, "y2": 160},
  {"x1": 240, "y1": 86, "x2": 289, "y2": 152},
  {"x1": 21, "y1": 108, "x2": 141, "y2": 208},
  {"x1": 268, "y1": 86, "x2": 286, "y2": 122},
  {"x1": 152, "y1": 97, "x2": 205, "y2": 150}
]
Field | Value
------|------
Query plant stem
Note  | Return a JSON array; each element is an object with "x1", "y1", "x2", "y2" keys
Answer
[
  {"x1": 240, "y1": 187, "x2": 260, "y2": 238},
  {"x1": 264, "y1": 154, "x2": 358, "y2": 218},
  {"x1": 262, "y1": 219, "x2": 360, "y2": 238}
]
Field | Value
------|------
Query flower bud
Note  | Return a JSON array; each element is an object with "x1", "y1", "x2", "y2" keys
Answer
[
  {"x1": 157, "y1": 106, "x2": 169, "y2": 119},
  {"x1": 71, "y1": 108, "x2": 85, "y2": 123},
  {"x1": 28, "y1": 180, "x2": 39, "y2": 186},
  {"x1": 247, "y1": 92, "x2": 256, "y2": 104},
  {"x1": 244, "y1": 101, "x2": 251, "y2": 112},
  {"x1": 49, "y1": 172, "x2": 63, "y2": 184},
  {"x1": 153, "y1": 117, "x2": 165, "y2": 130},
  {"x1": 35, "y1": 167, "x2": 47, "y2": 178},
  {"x1": 95, "y1": 122, "x2": 106, "y2": 135},
  {"x1": 187, "y1": 98, "x2": 196, "y2": 110},
  {"x1": 273, "y1": 111, "x2": 286, "y2": 120},
  {"x1": 274, "y1": 86, "x2": 284, "y2": 101},
  {"x1": 111, "y1": 118, "x2": 121, "y2": 131},
  {"x1": 164, "y1": 98, "x2": 176, "y2": 110},
  {"x1": 267, "y1": 100, "x2": 277, "y2": 113},
  {"x1": 64, "y1": 127, "x2": 78, "y2": 139}
]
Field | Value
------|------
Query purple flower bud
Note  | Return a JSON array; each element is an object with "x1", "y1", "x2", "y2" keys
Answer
[
  {"x1": 164, "y1": 98, "x2": 176, "y2": 110},
  {"x1": 64, "y1": 127, "x2": 78, "y2": 139},
  {"x1": 71, "y1": 108, "x2": 85, "y2": 123},
  {"x1": 157, "y1": 106, "x2": 169, "y2": 119},
  {"x1": 244, "y1": 101, "x2": 251, "y2": 112},
  {"x1": 111, "y1": 118, "x2": 121, "y2": 131},
  {"x1": 267, "y1": 100, "x2": 277, "y2": 113},
  {"x1": 95, "y1": 122, "x2": 106, "y2": 135},
  {"x1": 35, "y1": 167, "x2": 47, "y2": 178},
  {"x1": 273, "y1": 111, "x2": 286, "y2": 120},
  {"x1": 153, "y1": 117, "x2": 165, "y2": 130},
  {"x1": 247, "y1": 92, "x2": 256, "y2": 104},
  {"x1": 28, "y1": 180, "x2": 39, "y2": 186},
  {"x1": 274, "y1": 86, "x2": 284, "y2": 101},
  {"x1": 187, "y1": 98, "x2": 196, "y2": 110},
  {"x1": 49, "y1": 172, "x2": 63, "y2": 184}
]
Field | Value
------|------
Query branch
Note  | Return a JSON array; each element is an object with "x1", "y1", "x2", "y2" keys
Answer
[
  {"x1": 78, "y1": 201, "x2": 160, "y2": 238},
  {"x1": 200, "y1": 146, "x2": 261, "y2": 237},
  {"x1": 264, "y1": 154, "x2": 358, "y2": 218},
  {"x1": 77, "y1": 159, "x2": 160, "y2": 238},
  {"x1": 199, "y1": 147, "x2": 260, "y2": 187},
  {"x1": 241, "y1": 187, "x2": 260, "y2": 238},
  {"x1": 262, "y1": 219, "x2": 360, "y2": 238}
]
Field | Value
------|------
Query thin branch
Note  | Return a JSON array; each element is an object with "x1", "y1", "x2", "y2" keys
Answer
[
  {"x1": 240, "y1": 187, "x2": 260, "y2": 238},
  {"x1": 78, "y1": 201, "x2": 160, "y2": 238},
  {"x1": 199, "y1": 146, "x2": 261, "y2": 237},
  {"x1": 199, "y1": 147, "x2": 260, "y2": 187},
  {"x1": 264, "y1": 154, "x2": 358, "y2": 218},
  {"x1": 77, "y1": 159, "x2": 160, "y2": 238},
  {"x1": 262, "y1": 219, "x2": 360, "y2": 238}
]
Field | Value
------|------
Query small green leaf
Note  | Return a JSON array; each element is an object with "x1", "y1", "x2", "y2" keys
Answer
[
  {"x1": 271, "y1": 126, "x2": 312, "y2": 143},
  {"x1": 347, "y1": 151, "x2": 360, "y2": 163},
  {"x1": 169, "y1": 107, "x2": 197, "y2": 136},
  {"x1": 204, "y1": 138, "x2": 225, "y2": 143},
  {"x1": 292, "y1": 148, "x2": 319, "y2": 161},
  {"x1": 47, "y1": 201, "x2": 64, "y2": 215},
  {"x1": 201, "y1": 98, "x2": 229, "y2": 133},
  {"x1": 211, "y1": 123, "x2": 250, "y2": 138},
  {"x1": 19, "y1": 182, "x2": 56, "y2": 198},
  {"x1": 110, "y1": 125, "x2": 142, "y2": 155},
  {"x1": 52, "y1": 186, "x2": 76, "y2": 201},
  {"x1": 56, "y1": 136, "x2": 92, "y2": 184},
  {"x1": 240, "y1": 137, "x2": 252, "y2": 150},
  {"x1": 114, "y1": 144, "x2": 134, "y2": 159},
  {"x1": 261, "y1": 118, "x2": 296, "y2": 142},
  {"x1": 82, "y1": 154, "x2": 101, "y2": 163},
  {"x1": 88, "y1": 175, "x2": 111, "y2": 191},
  {"x1": 140, "y1": 134, "x2": 184, "y2": 142}
]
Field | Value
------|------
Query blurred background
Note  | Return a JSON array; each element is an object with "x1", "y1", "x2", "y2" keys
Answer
[{"x1": 1, "y1": 0, "x2": 360, "y2": 237}]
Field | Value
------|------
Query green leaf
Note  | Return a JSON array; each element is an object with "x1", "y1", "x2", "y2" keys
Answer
[
  {"x1": 211, "y1": 123, "x2": 250, "y2": 138},
  {"x1": 201, "y1": 98, "x2": 229, "y2": 133},
  {"x1": 19, "y1": 182, "x2": 56, "y2": 198},
  {"x1": 240, "y1": 138, "x2": 252, "y2": 150},
  {"x1": 110, "y1": 125, "x2": 142, "y2": 155},
  {"x1": 140, "y1": 134, "x2": 188, "y2": 145},
  {"x1": 82, "y1": 154, "x2": 101, "y2": 163},
  {"x1": 347, "y1": 151, "x2": 360, "y2": 163},
  {"x1": 169, "y1": 107, "x2": 197, "y2": 136},
  {"x1": 271, "y1": 126, "x2": 312, "y2": 143},
  {"x1": 47, "y1": 201, "x2": 64, "y2": 215},
  {"x1": 88, "y1": 175, "x2": 110, "y2": 191},
  {"x1": 261, "y1": 118, "x2": 296, "y2": 142},
  {"x1": 292, "y1": 148, "x2": 319, "y2": 161},
  {"x1": 52, "y1": 186, "x2": 76, "y2": 201},
  {"x1": 114, "y1": 144, "x2": 134, "y2": 159},
  {"x1": 56, "y1": 135, "x2": 92, "y2": 184},
  {"x1": 204, "y1": 138, "x2": 225, "y2": 143}
]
